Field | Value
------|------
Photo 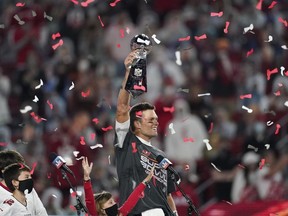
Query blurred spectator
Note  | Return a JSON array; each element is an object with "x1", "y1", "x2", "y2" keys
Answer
[{"x1": 0, "y1": 67, "x2": 11, "y2": 126}]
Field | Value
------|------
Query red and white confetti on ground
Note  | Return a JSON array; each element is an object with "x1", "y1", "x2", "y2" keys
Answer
[
  {"x1": 151, "y1": 34, "x2": 161, "y2": 44},
  {"x1": 278, "y1": 17, "x2": 288, "y2": 27},
  {"x1": 265, "y1": 144, "x2": 270, "y2": 149},
  {"x1": 222, "y1": 200, "x2": 233, "y2": 205},
  {"x1": 69, "y1": 0, "x2": 79, "y2": 5},
  {"x1": 52, "y1": 32, "x2": 61, "y2": 40},
  {"x1": 44, "y1": 12, "x2": 53, "y2": 21},
  {"x1": 30, "y1": 112, "x2": 46, "y2": 123}
]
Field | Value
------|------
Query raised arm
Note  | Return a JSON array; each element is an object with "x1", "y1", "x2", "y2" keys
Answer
[
  {"x1": 82, "y1": 157, "x2": 98, "y2": 216},
  {"x1": 116, "y1": 51, "x2": 137, "y2": 123}
]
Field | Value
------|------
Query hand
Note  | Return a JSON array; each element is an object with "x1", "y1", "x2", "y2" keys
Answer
[
  {"x1": 124, "y1": 50, "x2": 138, "y2": 71},
  {"x1": 143, "y1": 164, "x2": 155, "y2": 184},
  {"x1": 82, "y1": 157, "x2": 93, "y2": 181}
]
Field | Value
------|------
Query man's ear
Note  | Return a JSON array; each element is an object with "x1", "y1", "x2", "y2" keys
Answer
[
  {"x1": 12, "y1": 179, "x2": 19, "y2": 189},
  {"x1": 134, "y1": 121, "x2": 141, "y2": 130}
]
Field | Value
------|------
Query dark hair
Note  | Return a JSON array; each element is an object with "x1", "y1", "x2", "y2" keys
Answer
[
  {"x1": 94, "y1": 191, "x2": 113, "y2": 215},
  {"x1": 129, "y1": 102, "x2": 155, "y2": 132},
  {"x1": 0, "y1": 150, "x2": 25, "y2": 178},
  {"x1": 3, "y1": 163, "x2": 30, "y2": 192}
]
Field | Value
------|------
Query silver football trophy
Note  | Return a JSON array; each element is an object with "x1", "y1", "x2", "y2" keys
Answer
[{"x1": 125, "y1": 34, "x2": 152, "y2": 98}]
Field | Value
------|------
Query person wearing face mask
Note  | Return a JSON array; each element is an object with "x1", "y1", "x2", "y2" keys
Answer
[
  {"x1": 0, "y1": 163, "x2": 34, "y2": 215},
  {"x1": 0, "y1": 150, "x2": 47, "y2": 215},
  {"x1": 82, "y1": 157, "x2": 155, "y2": 216}
]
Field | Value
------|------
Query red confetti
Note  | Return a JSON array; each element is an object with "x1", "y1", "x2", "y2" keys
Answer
[
  {"x1": 110, "y1": 0, "x2": 121, "y2": 7},
  {"x1": 81, "y1": 89, "x2": 90, "y2": 98},
  {"x1": 69, "y1": 0, "x2": 79, "y2": 4},
  {"x1": 30, "y1": 112, "x2": 45, "y2": 123},
  {"x1": 208, "y1": 122, "x2": 214, "y2": 133},
  {"x1": 275, "y1": 123, "x2": 281, "y2": 135},
  {"x1": 238, "y1": 164, "x2": 245, "y2": 169},
  {"x1": 268, "y1": 1, "x2": 277, "y2": 9},
  {"x1": 266, "y1": 68, "x2": 278, "y2": 80},
  {"x1": 246, "y1": 48, "x2": 254, "y2": 57},
  {"x1": 178, "y1": 36, "x2": 190, "y2": 41},
  {"x1": 274, "y1": 90, "x2": 281, "y2": 96},
  {"x1": 52, "y1": 32, "x2": 61, "y2": 40},
  {"x1": 183, "y1": 137, "x2": 195, "y2": 142},
  {"x1": 133, "y1": 85, "x2": 146, "y2": 91},
  {"x1": 98, "y1": 15, "x2": 105, "y2": 27},
  {"x1": 16, "y1": 2, "x2": 25, "y2": 7},
  {"x1": 70, "y1": 191, "x2": 77, "y2": 197},
  {"x1": 131, "y1": 142, "x2": 137, "y2": 153},
  {"x1": 194, "y1": 34, "x2": 207, "y2": 41},
  {"x1": 136, "y1": 111, "x2": 142, "y2": 118},
  {"x1": 240, "y1": 94, "x2": 252, "y2": 99},
  {"x1": 285, "y1": 71, "x2": 288, "y2": 76},
  {"x1": 81, "y1": 0, "x2": 94, "y2": 7},
  {"x1": 102, "y1": 126, "x2": 113, "y2": 132},
  {"x1": 30, "y1": 162, "x2": 37, "y2": 175},
  {"x1": 210, "y1": 11, "x2": 223, "y2": 17},
  {"x1": 256, "y1": 0, "x2": 263, "y2": 10},
  {"x1": 163, "y1": 106, "x2": 175, "y2": 113},
  {"x1": 18, "y1": 163, "x2": 25, "y2": 169},
  {"x1": 47, "y1": 172, "x2": 51, "y2": 178},
  {"x1": 0, "y1": 142, "x2": 7, "y2": 147},
  {"x1": 278, "y1": 17, "x2": 288, "y2": 27},
  {"x1": 80, "y1": 136, "x2": 86, "y2": 145},
  {"x1": 52, "y1": 39, "x2": 64, "y2": 50},
  {"x1": 92, "y1": 118, "x2": 99, "y2": 124},
  {"x1": 259, "y1": 158, "x2": 265, "y2": 169},
  {"x1": 119, "y1": 29, "x2": 125, "y2": 38},
  {"x1": 47, "y1": 100, "x2": 54, "y2": 110},
  {"x1": 224, "y1": 21, "x2": 230, "y2": 34},
  {"x1": 117, "y1": 44, "x2": 121, "y2": 48},
  {"x1": 90, "y1": 133, "x2": 96, "y2": 141}
]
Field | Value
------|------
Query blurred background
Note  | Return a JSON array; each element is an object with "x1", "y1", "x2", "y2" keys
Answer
[{"x1": 0, "y1": 0, "x2": 288, "y2": 215}]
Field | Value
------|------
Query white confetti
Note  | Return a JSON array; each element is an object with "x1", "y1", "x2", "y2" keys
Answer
[
  {"x1": 20, "y1": 106, "x2": 32, "y2": 114},
  {"x1": 75, "y1": 156, "x2": 85, "y2": 160},
  {"x1": 198, "y1": 93, "x2": 211, "y2": 97},
  {"x1": 203, "y1": 139, "x2": 212, "y2": 151},
  {"x1": 168, "y1": 123, "x2": 176, "y2": 134},
  {"x1": 31, "y1": 10, "x2": 37, "y2": 17},
  {"x1": 151, "y1": 34, "x2": 161, "y2": 44},
  {"x1": 242, "y1": 105, "x2": 253, "y2": 113},
  {"x1": 90, "y1": 144, "x2": 103, "y2": 149},
  {"x1": 247, "y1": 144, "x2": 258, "y2": 152},
  {"x1": 35, "y1": 79, "x2": 43, "y2": 89},
  {"x1": 280, "y1": 66, "x2": 285, "y2": 76},
  {"x1": 136, "y1": 38, "x2": 151, "y2": 46},
  {"x1": 126, "y1": 27, "x2": 130, "y2": 34},
  {"x1": 0, "y1": 24, "x2": 5, "y2": 29},
  {"x1": 284, "y1": 101, "x2": 288, "y2": 107},
  {"x1": 32, "y1": 95, "x2": 39, "y2": 103},
  {"x1": 211, "y1": 163, "x2": 221, "y2": 172},
  {"x1": 69, "y1": 81, "x2": 75, "y2": 90},
  {"x1": 281, "y1": 45, "x2": 288, "y2": 50},
  {"x1": 265, "y1": 144, "x2": 270, "y2": 149},
  {"x1": 108, "y1": 155, "x2": 111, "y2": 165},
  {"x1": 44, "y1": 12, "x2": 53, "y2": 21},
  {"x1": 243, "y1": 24, "x2": 254, "y2": 34},
  {"x1": 52, "y1": 194, "x2": 57, "y2": 198},
  {"x1": 175, "y1": 51, "x2": 182, "y2": 66},
  {"x1": 73, "y1": 151, "x2": 80, "y2": 157},
  {"x1": 264, "y1": 35, "x2": 273, "y2": 42},
  {"x1": 266, "y1": 121, "x2": 274, "y2": 126}
]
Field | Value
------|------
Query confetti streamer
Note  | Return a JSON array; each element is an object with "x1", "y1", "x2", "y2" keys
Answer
[
  {"x1": 110, "y1": 0, "x2": 121, "y2": 7},
  {"x1": 175, "y1": 51, "x2": 182, "y2": 66},
  {"x1": 151, "y1": 34, "x2": 161, "y2": 44},
  {"x1": 81, "y1": 89, "x2": 90, "y2": 97},
  {"x1": 264, "y1": 35, "x2": 273, "y2": 42},
  {"x1": 243, "y1": 24, "x2": 254, "y2": 34},
  {"x1": 32, "y1": 95, "x2": 39, "y2": 103},
  {"x1": 47, "y1": 100, "x2": 54, "y2": 110},
  {"x1": 198, "y1": 93, "x2": 211, "y2": 97},
  {"x1": 194, "y1": 34, "x2": 207, "y2": 41},
  {"x1": 210, "y1": 11, "x2": 223, "y2": 17},
  {"x1": 16, "y1": 2, "x2": 25, "y2": 7},
  {"x1": 224, "y1": 21, "x2": 230, "y2": 34},
  {"x1": 102, "y1": 126, "x2": 113, "y2": 132},
  {"x1": 268, "y1": 1, "x2": 277, "y2": 9},
  {"x1": 133, "y1": 85, "x2": 146, "y2": 91},
  {"x1": 183, "y1": 137, "x2": 194, "y2": 142},
  {"x1": 211, "y1": 163, "x2": 221, "y2": 172},
  {"x1": 259, "y1": 158, "x2": 265, "y2": 169},
  {"x1": 90, "y1": 144, "x2": 103, "y2": 149},
  {"x1": 266, "y1": 68, "x2": 278, "y2": 80},
  {"x1": 203, "y1": 139, "x2": 212, "y2": 151},
  {"x1": 98, "y1": 15, "x2": 104, "y2": 27},
  {"x1": 131, "y1": 142, "x2": 137, "y2": 153},
  {"x1": 69, "y1": 82, "x2": 75, "y2": 90},
  {"x1": 81, "y1": 0, "x2": 94, "y2": 7},
  {"x1": 168, "y1": 123, "x2": 176, "y2": 134},
  {"x1": 242, "y1": 105, "x2": 253, "y2": 113},
  {"x1": 30, "y1": 162, "x2": 37, "y2": 175},
  {"x1": 178, "y1": 36, "x2": 190, "y2": 41},
  {"x1": 275, "y1": 123, "x2": 281, "y2": 135},
  {"x1": 20, "y1": 106, "x2": 32, "y2": 114},
  {"x1": 52, "y1": 32, "x2": 61, "y2": 40},
  {"x1": 208, "y1": 122, "x2": 214, "y2": 133},
  {"x1": 163, "y1": 106, "x2": 175, "y2": 113},
  {"x1": 52, "y1": 39, "x2": 64, "y2": 50},
  {"x1": 44, "y1": 12, "x2": 53, "y2": 21},
  {"x1": 80, "y1": 136, "x2": 86, "y2": 145},
  {"x1": 246, "y1": 48, "x2": 254, "y2": 57},
  {"x1": 35, "y1": 79, "x2": 43, "y2": 89},
  {"x1": 239, "y1": 94, "x2": 252, "y2": 99},
  {"x1": 256, "y1": 0, "x2": 263, "y2": 10}
]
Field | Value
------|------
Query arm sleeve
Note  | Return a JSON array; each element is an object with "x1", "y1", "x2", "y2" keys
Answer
[
  {"x1": 84, "y1": 180, "x2": 98, "y2": 216},
  {"x1": 118, "y1": 182, "x2": 146, "y2": 216},
  {"x1": 115, "y1": 119, "x2": 130, "y2": 148},
  {"x1": 32, "y1": 189, "x2": 48, "y2": 216}
]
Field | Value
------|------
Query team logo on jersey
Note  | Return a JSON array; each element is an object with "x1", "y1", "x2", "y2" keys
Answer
[
  {"x1": 142, "y1": 149, "x2": 151, "y2": 157},
  {"x1": 3, "y1": 199, "x2": 14, "y2": 206}
]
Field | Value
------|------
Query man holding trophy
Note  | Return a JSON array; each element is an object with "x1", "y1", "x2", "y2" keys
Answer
[{"x1": 114, "y1": 34, "x2": 179, "y2": 216}]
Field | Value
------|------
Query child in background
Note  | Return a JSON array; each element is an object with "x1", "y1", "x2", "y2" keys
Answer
[{"x1": 82, "y1": 157, "x2": 155, "y2": 216}]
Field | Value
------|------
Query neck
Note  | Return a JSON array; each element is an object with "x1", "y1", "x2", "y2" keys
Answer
[
  {"x1": 135, "y1": 133, "x2": 151, "y2": 142},
  {"x1": 13, "y1": 190, "x2": 26, "y2": 205},
  {"x1": 0, "y1": 179, "x2": 6, "y2": 186}
]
